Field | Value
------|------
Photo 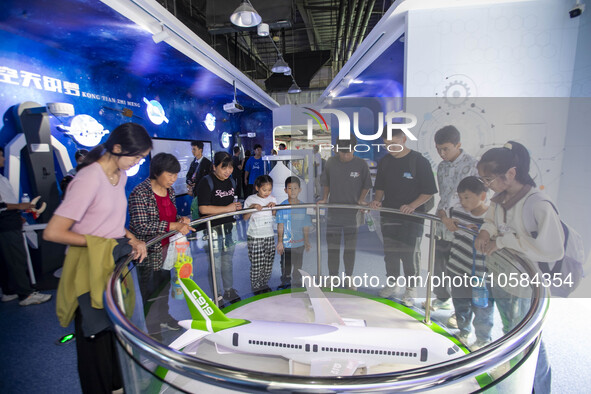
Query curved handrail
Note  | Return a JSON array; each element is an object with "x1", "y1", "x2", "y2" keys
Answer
[{"x1": 105, "y1": 204, "x2": 548, "y2": 392}]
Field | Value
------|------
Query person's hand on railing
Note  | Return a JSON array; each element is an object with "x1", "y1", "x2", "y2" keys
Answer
[
  {"x1": 400, "y1": 204, "x2": 415, "y2": 215},
  {"x1": 442, "y1": 216, "x2": 460, "y2": 232},
  {"x1": 128, "y1": 236, "x2": 147, "y2": 262},
  {"x1": 170, "y1": 221, "x2": 196, "y2": 235},
  {"x1": 228, "y1": 201, "x2": 243, "y2": 212},
  {"x1": 265, "y1": 202, "x2": 276, "y2": 209},
  {"x1": 250, "y1": 203, "x2": 263, "y2": 211},
  {"x1": 369, "y1": 200, "x2": 382, "y2": 209},
  {"x1": 357, "y1": 199, "x2": 369, "y2": 213},
  {"x1": 179, "y1": 216, "x2": 191, "y2": 225},
  {"x1": 316, "y1": 199, "x2": 327, "y2": 205},
  {"x1": 481, "y1": 240, "x2": 498, "y2": 255}
]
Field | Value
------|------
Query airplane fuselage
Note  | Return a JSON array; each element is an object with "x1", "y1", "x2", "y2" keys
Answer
[{"x1": 179, "y1": 319, "x2": 462, "y2": 368}]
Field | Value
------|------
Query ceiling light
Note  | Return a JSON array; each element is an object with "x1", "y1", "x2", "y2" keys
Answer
[
  {"x1": 288, "y1": 82, "x2": 301, "y2": 94},
  {"x1": 230, "y1": 0, "x2": 262, "y2": 28},
  {"x1": 257, "y1": 23, "x2": 269, "y2": 37},
  {"x1": 283, "y1": 69, "x2": 291, "y2": 76},
  {"x1": 271, "y1": 56, "x2": 290, "y2": 73}
]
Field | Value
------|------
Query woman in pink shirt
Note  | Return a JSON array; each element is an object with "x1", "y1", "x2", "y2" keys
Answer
[{"x1": 44, "y1": 122, "x2": 152, "y2": 394}]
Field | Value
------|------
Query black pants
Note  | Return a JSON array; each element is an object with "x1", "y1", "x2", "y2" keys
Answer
[
  {"x1": 280, "y1": 246, "x2": 305, "y2": 286},
  {"x1": 137, "y1": 265, "x2": 171, "y2": 334},
  {"x1": 326, "y1": 216, "x2": 358, "y2": 277},
  {"x1": 381, "y1": 220, "x2": 423, "y2": 283},
  {"x1": 0, "y1": 229, "x2": 33, "y2": 298},
  {"x1": 74, "y1": 309, "x2": 122, "y2": 394},
  {"x1": 433, "y1": 239, "x2": 452, "y2": 300}
]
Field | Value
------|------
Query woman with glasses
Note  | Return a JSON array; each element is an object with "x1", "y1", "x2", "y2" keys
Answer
[
  {"x1": 44, "y1": 122, "x2": 152, "y2": 394},
  {"x1": 474, "y1": 140, "x2": 564, "y2": 394}
]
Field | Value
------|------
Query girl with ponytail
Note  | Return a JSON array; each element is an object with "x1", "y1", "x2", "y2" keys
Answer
[
  {"x1": 474, "y1": 141, "x2": 564, "y2": 394},
  {"x1": 474, "y1": 141, "x2": 563, "y2": 260}
]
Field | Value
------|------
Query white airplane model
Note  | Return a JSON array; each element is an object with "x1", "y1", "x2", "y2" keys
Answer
[{"x1": 170, "y1": 270, "x2": 463, "y2": 376}]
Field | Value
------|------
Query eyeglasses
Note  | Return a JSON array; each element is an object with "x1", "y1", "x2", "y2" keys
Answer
[{"x1": 478, "y1": 175, "x2": 498, "y2": 186}]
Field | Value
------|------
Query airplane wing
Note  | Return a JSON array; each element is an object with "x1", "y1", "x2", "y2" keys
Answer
[
  {"x1": 169, "y1": 330, "x2": 209, "y2": 350},
  {"x1": 299, "y1": 270, "x2": 345, "y2": 326},
  {"x1": 309, "y1": 358, "x2": 363, "y2": 376}
]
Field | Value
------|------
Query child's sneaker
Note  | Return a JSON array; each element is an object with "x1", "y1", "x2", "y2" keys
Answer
[
  {"x1": 1, "y1": 294, "x2": 18, "y2": 302},
  {"x1": 422, "y1": 298, "x2": 452, "y2": 311},
  {"x1": 447, "y1": 313, "x2": 458, "y2": 329},
  {"x1": 457, "y1": 331, "x2": 471, "y2": 345},
  {"x1": 402, "y1": 287, "x2": 416, "y2": 307},
  {"x1": 379, "y1": 286, "x2": 397, "y2": 298},
  {"x1": 19, "y1": 291, "x2": 51, "y2": 306},
  {"x1": 470, "y1": 339, "x2": 490, "y2": 351},
  {"x1": 223, "y1": 288, "x2": 241, "y2": 303}
]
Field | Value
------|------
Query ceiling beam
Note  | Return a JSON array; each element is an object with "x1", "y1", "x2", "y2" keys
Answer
[{"x1": 296, "y1": 0, "x2": 321, "y2": 51}]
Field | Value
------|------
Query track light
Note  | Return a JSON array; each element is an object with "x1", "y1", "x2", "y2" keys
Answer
[
  {"x1": 152, "y1": 26, "x2": 170, "y2": 43},
  {"x1": 230, "y1": 0, "x2": 262, "y2": 28},
  {"x1": 288, "y1": 82, "x2": 301, "y2": 94},
  {"x1": 271, "y1": 56, "x2": 290, "y2": 73},
  {"x1": 257, "y1": 23, "x2": 269, "y2": 37}
]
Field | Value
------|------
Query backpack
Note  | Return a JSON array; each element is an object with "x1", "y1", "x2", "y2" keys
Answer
[
  {"x1": 191, "y1": 175, "x2": 238, "y2": 221},
  {"x1": 522, "y1": 191, "x2": 586, "y2": 297},
  {"x1": 205, "y1": 174, "x2": 237, "y2": 192},
  {"x1": 408, "y1": 152, "x2": 435, "y2": 213}
]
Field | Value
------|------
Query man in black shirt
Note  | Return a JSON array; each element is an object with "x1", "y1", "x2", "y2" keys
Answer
[
  {"x1": 319, "y1": 139, "x2": 372, "y2": 285},
  {"x1": 370, "y1": 129, "x2": 437, "y2": 306}
]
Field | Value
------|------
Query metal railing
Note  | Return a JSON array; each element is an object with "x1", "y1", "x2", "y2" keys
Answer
[{"x1": 105, "y1": 204, "x2": 548, "y2": 392}]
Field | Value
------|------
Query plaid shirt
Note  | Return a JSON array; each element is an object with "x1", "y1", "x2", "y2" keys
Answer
[{"x1": 128, "y1": 178, "x2": 180, "y2": 270}]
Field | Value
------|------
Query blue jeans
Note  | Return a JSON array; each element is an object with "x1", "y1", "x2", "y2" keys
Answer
[
  {"x1": 206, "y1": 223, "x2": 236, "y2": 294},
  {"x1": 451, "y1": 277, "x2": 494, "y2": 341},
  {"x1": 451, "y1": 291, "x2": 495, "y2": 341}
]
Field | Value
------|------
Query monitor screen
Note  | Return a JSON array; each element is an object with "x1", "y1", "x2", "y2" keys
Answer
[{"x1": 151, "y1": 138, "x2": 212, "y2": 196}]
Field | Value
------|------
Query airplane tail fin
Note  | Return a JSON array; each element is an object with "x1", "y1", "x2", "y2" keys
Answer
[
  {"x1": 178, "y1": 277, "x2": 248, "y2": 332},
  {"x1": 299, "y1": 270, "x2": 345, "y2": 326}
]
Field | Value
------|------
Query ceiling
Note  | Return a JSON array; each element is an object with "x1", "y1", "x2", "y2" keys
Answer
[{"x1": 152, "y1": 0, "x2": 396, "y2": 94}]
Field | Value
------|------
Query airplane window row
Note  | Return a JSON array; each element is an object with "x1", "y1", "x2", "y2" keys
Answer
[
  {"x1": 248, "y1": 340, "x2": 303, "y2": 349},
  {"x1": 321, "y1": 347, "x2": 418, "y2": 358}
]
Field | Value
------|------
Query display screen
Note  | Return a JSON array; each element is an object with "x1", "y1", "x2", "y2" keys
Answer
[{"x1": 151, "y1": 138, "x2": 212, "y2": 196}]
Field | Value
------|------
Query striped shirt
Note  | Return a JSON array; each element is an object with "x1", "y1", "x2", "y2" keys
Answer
[{"x1": 448, "y1": 206, "x2": 487, "y2": 278}]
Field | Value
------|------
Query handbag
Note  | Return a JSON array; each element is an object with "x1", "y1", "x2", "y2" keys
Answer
[{"x1": 162, "y1": 233, "x2": 188, "y2": 271}]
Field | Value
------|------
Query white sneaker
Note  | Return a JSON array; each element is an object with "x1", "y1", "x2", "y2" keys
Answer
[
  {"x1": 1, "y1": 294, "x2": 18, "y2": 302},
  {"x1": 19, "y1": 291, "x2": 51, "y2": 306},
  {"x1": 457, "y1": 331, "x2": 471, "y2": 345},
  {"x1": 402, "y1": 288, "x2": 416, "y2": 307},
  {"x1": 470, "y1": 339, "x2": 490, "y2": 351},
  {"x1": 379, "y1": 286, "x2": 397, "y2": 298},
  {"x1": 447, "y1": 313, "x2": 458, "y2": 329},
  {"x1": 422, "y1": 298, "x2": 452, "y2": 311}
]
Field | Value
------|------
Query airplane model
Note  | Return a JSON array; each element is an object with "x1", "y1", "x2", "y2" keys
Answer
[{"x1": 170, "y1": 265, "x2": 463, "y2": 376}]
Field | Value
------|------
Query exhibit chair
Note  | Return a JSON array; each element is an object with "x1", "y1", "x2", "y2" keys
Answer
[{"x1": 105, "y1": 204, "x2": 547, "y2": 393}]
